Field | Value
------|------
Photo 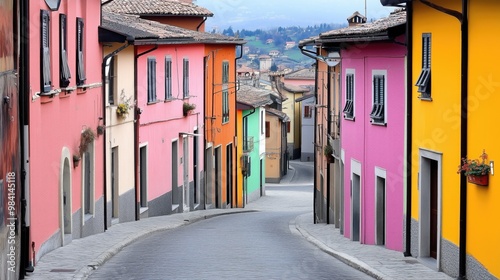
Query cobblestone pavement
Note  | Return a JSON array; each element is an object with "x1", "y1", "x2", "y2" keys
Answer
[{"x1": 25, "y1": 161, "x2": 452, "y2": 280}]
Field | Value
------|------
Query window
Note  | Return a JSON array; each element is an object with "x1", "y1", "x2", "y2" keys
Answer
[
  {"x1": 343, "y1": 72, "x2": 354, "y2": 119},
  {"x1": 222, "y1": 61, "x2": 230, "y2": 84},
  {"x1": 41, "y1": 10, "x2": 51, "y2": 93},
  {"x1": 183, "y1": 58, "x2": 189, "y2": 98},
  {"x1": 416, "y1": 33, "x2": 431, "y2": 98},
  {"x1": 265, "y1": 121, "x2": 270, "y2": 138},
  {"x1": 370, "y1": 74, "x2": 386, "y2": 124},
  {"x1": 222, "y1": 87, "x2": 229, "y2": 123},
  {"x1": 60, "y1": 14, "x2": 71, "y2": 88},
  {"x1": 165, "y1": 56, "x2": 172, "y2": 100},
  {"x1": 107, "y1": 56, "x2": 116, "y2": 105},
  {"x1": 147, "y1": 57, "x2": 157, "y2": 103},
  {"x1": 76, "y1": 18, "x2": 86, "y2": 86},
  {"x1": 304, "y1": 105, "x2": 312, "y2": 118}
]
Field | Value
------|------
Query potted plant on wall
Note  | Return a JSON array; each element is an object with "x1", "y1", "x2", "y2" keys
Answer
[
  {"x1": 116, "y1": 90, "x2": 133, "y2": 119},
  {"x1": 457, "y1": 149, "x2": 491, "y2": 186},
  {"x1": 79, "y1": 127, "x2": 96, "y2": 157},
  {"x1": 183, "y1": 102, "x2": 196, "y2": 116},
  {"x1": 324, "y1": 144, "x2": 334, "y2": 163}
]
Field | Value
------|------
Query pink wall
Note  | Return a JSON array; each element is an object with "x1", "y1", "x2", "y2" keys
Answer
[
  {"x1": 29, "y1": 0, "x2": 104, "y2": 256},
  {"x1": 136, "y1": 44, "x2": 205, "y2": 200},
  {"x1": 341, "y1": 41, "x2": 406, "y2": 251}
]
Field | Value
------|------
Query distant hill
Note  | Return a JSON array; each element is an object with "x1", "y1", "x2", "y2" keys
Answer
[{"x1": 214, "y1": 24, "x2": 346, "y2": 68}]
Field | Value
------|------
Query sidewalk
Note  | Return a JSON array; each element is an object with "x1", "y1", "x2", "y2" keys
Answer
[
  {"x1": 26, "y1": 161, "x2": 451, "y2": 280},
  {"x1": 293, "y1": 213, "x2": 452, "y2": 280}
]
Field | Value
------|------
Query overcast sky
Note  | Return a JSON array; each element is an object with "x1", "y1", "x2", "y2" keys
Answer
[{"x1": 194, "y1": 0, "x2": 397, "y2": 31}]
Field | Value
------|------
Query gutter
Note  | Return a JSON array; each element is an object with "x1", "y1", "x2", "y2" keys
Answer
[
  {"x1": 101, "y1": 42, "x2": 130, "y2": 230},
  {"x1": 196, "y1": 17, "x2": 208, "y2": 32}
]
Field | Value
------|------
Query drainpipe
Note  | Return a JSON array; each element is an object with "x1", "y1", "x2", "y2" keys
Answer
[
  {"x1": 203, "y1": 55, "x2": 208, "y2": 209},
  {"x1": 134, "y1": 45, "x2": 158, "y2": 220},
  {"x1": 234, "y1": 44, "x2": 243, "y2": 208},
  {"x1": 196, "y1": 17, "x2": 208, "y2": 32},
  {"x1": 404, "y1": 2, "x2": 413, "y2": 258},
  {"x1": 102, "y1": 42, "x2": 130, "y2": 229},
  {"x1": 299, "y1": 43, "x2": 320, "y2": 224},
  {"x1": 326, "y1": 66, "x2": 332, "y2": 224},
  {"x1": 459, "y1": 0, "x2": 468, "y2": 278}
]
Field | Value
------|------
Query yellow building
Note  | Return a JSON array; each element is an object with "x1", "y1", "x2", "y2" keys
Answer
[{"x1": 382, "y1": 1, "x2": 500, "y2": 279}]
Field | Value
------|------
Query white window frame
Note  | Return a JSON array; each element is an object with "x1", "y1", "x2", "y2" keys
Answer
[
  {"x1": 343, "y1": 69, "x2": 355, "y2": 120},
  {"x1": 370, "y1": 70, "x2": 387, "y2": 125}
]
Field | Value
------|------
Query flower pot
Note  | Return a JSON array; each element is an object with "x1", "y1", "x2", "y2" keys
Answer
[
  {"x1": 326, "y1": 155, "x2": 334, "y2": 164},
  {"x1": 467, "y1": 174, "x2": 489, "y2": 186}
]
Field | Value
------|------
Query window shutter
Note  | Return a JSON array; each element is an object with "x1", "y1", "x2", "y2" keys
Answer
[
  {"x1": 165, "y1": 57, "x2": 172, "y2": 100},
  {"x1": 108, "y1": 56, "x2": 115, "y2": 104},
  {"x1": 60, "y1": 14, "x2": 71, "y2": 88},
  {"x1": 76, "y1": 18, "x2": 86, "y2": 85},
  {"x1": 183, "y1": 58, "x2": 189, "y2": 98},
  {"x1": 41, "y1": 10, "x2": 51, "y2": 93},
  {"x1": 147, "y1": 57, "x2": 156, "y2": 102}
]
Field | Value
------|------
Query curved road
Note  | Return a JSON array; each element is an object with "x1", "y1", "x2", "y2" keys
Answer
[{"x1": 89, "y1": 161, "x2": 372, "y2": 280}]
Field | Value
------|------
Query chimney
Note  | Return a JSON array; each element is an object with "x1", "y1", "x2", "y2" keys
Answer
[{"x1": 347, "y1": 11, "x2": 367, "y2": 27}]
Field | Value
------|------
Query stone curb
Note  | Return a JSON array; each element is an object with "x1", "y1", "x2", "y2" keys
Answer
[{"x1": 293, "y1": 214, "x2": 385, "y2": 280}]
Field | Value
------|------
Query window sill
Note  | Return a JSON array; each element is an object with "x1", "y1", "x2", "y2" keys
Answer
[
  {"x1": 147, "y1": 100, "x2": 161, "y2": 105},
  {"x1": 370, "y1": 120, "x2": 387, "y2": 126},
  {"x1": 418, "y1": 95, "x2": 432, "y2": 101},
  {"x1": 164, "y1": 98, "x2": 173, "y2": 103},
  {"x1": 343, "y1": 115, "x2": 355, "y2": 121}
]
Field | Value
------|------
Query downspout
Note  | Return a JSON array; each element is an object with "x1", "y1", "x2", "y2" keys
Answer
[
  {"x1": 196, "y1": 17, "x2": 208, "y2": 32},
  {"x1": 102, "y1": 42, "x2": 130, "y2": 229},
  {"x1": 203, "y1": 55, "x2": 208, "y2": 209},
  {"x1": 459, "y1": 0, "x2": 468, "y2": 278},
  {"x1": 404, "y1": 1, "x2": 413, "y2": 258},
  {"x1": 19, "y1": 0, "x2": 32, "y2": 274},
  {"x1": 299, "y1": 43, "x2": 320, "y2": 224},
  {"x1": 234, "y1": 44, "x2": 243, "y2": 208},
  {"x1": 134, "y1": 45, "x2": 158, "y2": 220},
  {"x1": 326, "y1": 65, "x2": 332, "y2": 224}
]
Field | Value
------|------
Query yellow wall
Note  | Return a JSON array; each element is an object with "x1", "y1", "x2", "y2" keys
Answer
[
  {"x1": 411, "y1": 0, "x2": 462, "y2": 244},
  {"x1": 413, "y1": 1, "x2": 500, "y2": 277},
  {"x1": 466, "y1": 2, "x2": 500, "y2": 277}
]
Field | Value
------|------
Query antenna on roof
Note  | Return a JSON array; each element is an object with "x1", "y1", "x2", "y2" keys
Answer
[{"x1": 365, "y1": 0, "x2": 367, "y2": 21}]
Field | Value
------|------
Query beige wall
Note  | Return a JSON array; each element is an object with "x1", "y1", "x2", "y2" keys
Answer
[
  {"x1": 265, "y1": 114, "x2": 282, "y2": 181},
  {"x1": 104, "y1": 45, "x2": 136, "y2": 200}
]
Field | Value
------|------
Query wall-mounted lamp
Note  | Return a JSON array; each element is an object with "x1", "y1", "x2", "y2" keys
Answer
[
  {"x1": 325, "y1": 51, "x2": 341, "y2": 67},
  {"x1": 490, "y1": 161, "x2": 494, "y2": 175}
]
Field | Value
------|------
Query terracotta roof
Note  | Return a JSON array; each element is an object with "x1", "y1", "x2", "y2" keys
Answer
[
  {"x1": 101, "y1": 12, "x2": 245, "y2": 44},
  {"x1": 102, "y1": 0, "x2": 213, "y2": 17},
  {"x1": 300, "y1": 9, "x2": 405, "y2": 46},
  {"x1": 266, "y1": 107, "x2": 290, "y2": 122},
  {"x1": 237, "y1": 65, "x2": 257, "y2": 74},
  {"x1": 283, "y1": 83, "x2": 309, "y2": 93},
  {"x1": 284, "y1": 68, "x2": 315, "y2": 80},
  {"x1": 237, "y1": 85, "x2": 273, "y2": 108},
  {"x1": 320, "y1": 9, "x2": 406, "y2": 38},
  {"x1": 295, "y1": 93, "x2": 315, "y2": 102}
]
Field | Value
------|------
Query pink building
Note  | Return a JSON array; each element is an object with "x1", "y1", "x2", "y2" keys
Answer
[
  {"x1": 302, "y1": 10, "x2": 407, "y2": 251},
  {"x1": 27, "y1": 0, "x2": 104, "y2": 264},
  {"x1": 337, "y1": 11, "x2": 406, "y2": 251}
]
